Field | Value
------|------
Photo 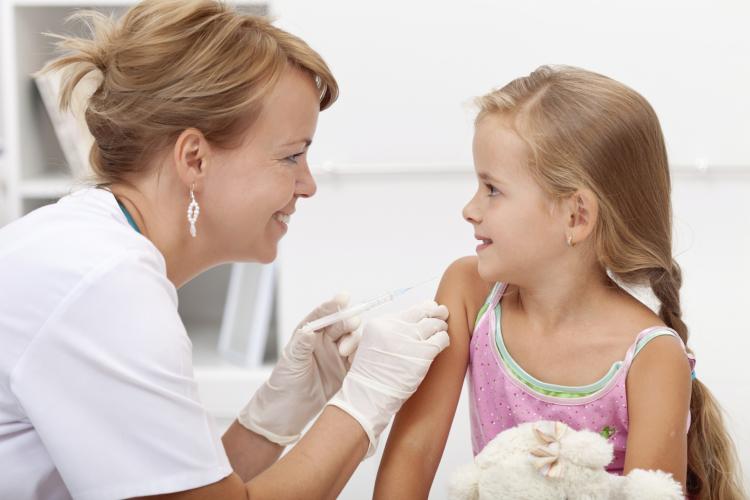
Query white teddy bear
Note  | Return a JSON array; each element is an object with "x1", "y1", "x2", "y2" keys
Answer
[{"x1": 448, "y1": 421, "x2": 684, "y2": 500}]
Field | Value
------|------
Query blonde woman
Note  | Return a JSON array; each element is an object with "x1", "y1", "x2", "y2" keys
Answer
[
  {"x1": 0, "y1": 1, "x2": 450, "y2": 499},
  {"x1": 374, "y1": 66, "x2": 745, "y2": 500}
]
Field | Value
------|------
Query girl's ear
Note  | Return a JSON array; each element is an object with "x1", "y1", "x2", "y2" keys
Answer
[{"x1": 565, "y1": 188, "x2": 599, "y2": 245}]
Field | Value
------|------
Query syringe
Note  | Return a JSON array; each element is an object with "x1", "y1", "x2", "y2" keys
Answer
[{"x1": 302, "y1": 277, "x2": 437, "y2": 333}]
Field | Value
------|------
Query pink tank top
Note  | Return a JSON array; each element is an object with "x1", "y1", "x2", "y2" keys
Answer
[{"x1": 468, "y1": 283, "x2": 696, "y2": 474}]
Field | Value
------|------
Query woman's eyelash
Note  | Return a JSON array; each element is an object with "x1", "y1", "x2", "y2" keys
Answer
[{"x1": 284, "y1": 152, "x2": 305, "y2": 163}]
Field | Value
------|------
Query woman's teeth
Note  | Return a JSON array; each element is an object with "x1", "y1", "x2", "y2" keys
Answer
[{"x1": 274, "y1": 213, "x2": 290, "y2": 224}]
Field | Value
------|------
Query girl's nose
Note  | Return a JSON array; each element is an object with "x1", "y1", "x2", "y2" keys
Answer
[{"x1": 463, "y1": 193, "x2": 482, "y2": 224}]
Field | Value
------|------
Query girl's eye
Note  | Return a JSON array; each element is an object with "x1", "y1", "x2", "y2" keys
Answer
[
  {"x1": 284, "y1": 152, "x2": 305, "y2": 164},
  {"x1": 486, "y1": 184, "x2": 500, "y2": 196}
]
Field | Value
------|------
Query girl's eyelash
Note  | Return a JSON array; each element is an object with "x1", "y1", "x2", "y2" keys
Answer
[{"x1": 486, "y1": 183, "x2": 500, "y2": 196}]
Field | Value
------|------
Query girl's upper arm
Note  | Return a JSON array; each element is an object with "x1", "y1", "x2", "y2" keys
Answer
[
  {"x1": 624, "y1": 334, "x2": 692, "y2": 491},
  {"x1": 373, "y1": 256, "x2": 488, "y2": 500}
]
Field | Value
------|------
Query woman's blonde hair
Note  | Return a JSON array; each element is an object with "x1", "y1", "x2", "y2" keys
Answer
[
  {"x1": 476, "y1": 65, "x2": 745, "y2": 500},
  {"x1": 38, "y1": 0, "x2": 338, "y2": 184}
]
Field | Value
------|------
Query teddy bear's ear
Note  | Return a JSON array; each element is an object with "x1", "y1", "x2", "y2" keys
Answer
[
  {"x1": 559, "y1": 428, "x2": 614, "y2": 470},
  {"x1": 448, "y1": 463, "x2": 481, "y2": 500}
]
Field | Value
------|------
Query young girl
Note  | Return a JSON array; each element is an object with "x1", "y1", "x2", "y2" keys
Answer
[{"x1": 373, "y1": 66, "x2": 745, "y2": 500}]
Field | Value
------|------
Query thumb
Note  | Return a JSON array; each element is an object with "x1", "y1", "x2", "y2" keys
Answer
[{"x1": 306, "y1": 292, "x2": 350, "y2": 323}]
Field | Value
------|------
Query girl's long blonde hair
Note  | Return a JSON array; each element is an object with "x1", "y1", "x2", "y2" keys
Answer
[
  {"x1": 476, "y1": 65, "x2": 745, "y2": 500},
  {"x1": 38, "y1": 0, "x2": 338, "y2": 184}
]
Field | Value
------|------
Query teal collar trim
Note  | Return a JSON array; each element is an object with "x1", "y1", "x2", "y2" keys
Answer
[
  {"x1": 117, "y1": 199, "x2": 141, "y2": 234},
  {"x1": 493, "y1": 303, "x2": 621, "y2": 395}
]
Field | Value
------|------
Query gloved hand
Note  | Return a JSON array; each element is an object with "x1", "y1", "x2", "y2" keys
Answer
[
  {"x1": 327, "y1": 300, "x2": 450, "y2": 457},
  {"x1": 238, "y1": 293, "x2": 362, "y2": 445}
]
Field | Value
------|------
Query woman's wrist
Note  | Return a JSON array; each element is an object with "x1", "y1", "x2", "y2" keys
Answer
[{"x1": 222, "y1": 419, "x2": 284, "y2": 482}]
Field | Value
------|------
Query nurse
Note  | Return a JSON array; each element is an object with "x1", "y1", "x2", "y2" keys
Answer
[{"x1": 0, "y1": 1, "x2": 450, "y2": 499}]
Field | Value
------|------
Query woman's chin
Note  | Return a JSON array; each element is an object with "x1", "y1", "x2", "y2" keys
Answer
[
  {"x1": 226, "y1": 241, "x2": 278, "y2": 264},
  {"x1": 256, "y1": 252, "x2": 277, "y2": 264},
  {"x1": 254, "y1": 242, "x2": 279, "y2": 264}
]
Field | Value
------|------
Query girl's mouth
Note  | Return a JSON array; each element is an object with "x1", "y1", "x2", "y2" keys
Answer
[{"x1": 475, "y1": 235, "x2": 493, "y2": 252}]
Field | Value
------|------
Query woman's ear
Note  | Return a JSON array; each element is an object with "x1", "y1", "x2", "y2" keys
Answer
[
  {"x1": 564, "y1": 188, "x2": 598, "y2": 246},
  {"x1": 173, "y1": 128, "x2": 211, "y2": 190}
]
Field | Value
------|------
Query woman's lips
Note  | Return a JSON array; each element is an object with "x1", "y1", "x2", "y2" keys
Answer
[{"x1": 273, "y1": 212, "x2": 291, "y2": 232}]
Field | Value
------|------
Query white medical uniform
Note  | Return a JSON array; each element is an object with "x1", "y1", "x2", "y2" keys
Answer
[{"x1": 0, "y1": 187, "x2": 232, "y2": 500}]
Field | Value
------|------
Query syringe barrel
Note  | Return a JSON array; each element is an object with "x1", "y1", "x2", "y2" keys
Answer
[{"x1": 302, "y1": 292, "x2": 395, "y2": 332}]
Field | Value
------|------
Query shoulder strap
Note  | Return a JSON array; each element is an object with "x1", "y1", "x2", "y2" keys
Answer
[
  {"x1": 624, "y1": 327, "x2": 696, "y2": 377},
  {"x1": 489, "y1": 282, "x2": 507, "y2": 307},
  {"x1": 473, "y1": 282, "x2": 506, "y2": 329}
]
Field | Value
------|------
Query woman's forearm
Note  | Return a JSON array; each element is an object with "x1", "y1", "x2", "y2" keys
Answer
[
  {"x1": 245, "y1": 406, "x2": 368, "y2": 499},
  {"x1": 140, "y1": 408, "x2": 367, "y2": 500},
  {"x1": 222, "y1": 420, "x2": 285, "y2": 482}
]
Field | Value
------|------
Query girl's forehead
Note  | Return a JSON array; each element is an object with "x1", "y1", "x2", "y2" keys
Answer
[{"x1": 474, "y1": 115, "x2": 530, "y2": 179}]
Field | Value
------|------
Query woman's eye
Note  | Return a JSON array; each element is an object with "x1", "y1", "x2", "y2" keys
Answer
[{"x1": 284, "y1": 152, "x2": 305, "y2": 164}]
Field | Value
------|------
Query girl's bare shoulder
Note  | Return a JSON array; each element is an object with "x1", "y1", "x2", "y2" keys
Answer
[{"x1": 438, "y1": 256, "x2": 494, "y2": 330}]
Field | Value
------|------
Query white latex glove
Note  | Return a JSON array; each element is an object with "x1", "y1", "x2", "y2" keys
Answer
[
  {"x1": 327, "y1": 300, "x2": 450, "y2": 457},
  {"x1": 238, "y1": 293, "x2": 362, "y2": 445}
]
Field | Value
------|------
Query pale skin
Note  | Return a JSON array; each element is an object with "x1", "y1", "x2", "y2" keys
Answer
[
  {"x1": 106, "y1": 66, "x2": 370, "y2": 499},
  {"x1": 373, "y1": 114, "x2": 692, "y2": 499}
]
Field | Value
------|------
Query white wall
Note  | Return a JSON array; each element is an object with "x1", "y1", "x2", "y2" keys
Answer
[
  {"x1": 272, "y1": 1, "x2": 750, "y2": 497},
  {"x1": 273, "y1": 0, "x2": 750, "y2": 170},
  {"x1": 0, "y1": 2, "x2": 5, "y2": 221}
]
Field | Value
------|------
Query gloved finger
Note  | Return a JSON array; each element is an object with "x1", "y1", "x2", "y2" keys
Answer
[
  {"x1": 286, "y1": 328, "x2": 317, "y2": 362},
  {"x1": 337, "y1": 329, "x2": 361, "y2": 357},
  {"x1": 415, "y1": 317, "x2": 449, "y2": 340},
  {"x1": 325, "y1": 315, "x2": 361, "y2": 341},
  {"x1": 423, "y1": 330, "x2": 450, "y2": 353},
  {"x1": 300, "y1": 292, "x2": 350, "y2": 325},
  {"x1": 397, "y1": 301, "x2": 450, "y2": 323}
]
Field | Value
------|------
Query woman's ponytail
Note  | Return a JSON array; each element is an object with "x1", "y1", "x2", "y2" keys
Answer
[{"x1": 39, "y1": 10, "x2": 114, "y2": 111}]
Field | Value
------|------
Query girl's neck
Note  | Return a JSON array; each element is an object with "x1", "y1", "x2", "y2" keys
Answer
[{"x1": 511, "y1": 266, "x2": 620, "y2": 335}]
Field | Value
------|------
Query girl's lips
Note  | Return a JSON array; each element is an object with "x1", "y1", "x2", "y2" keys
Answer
[
  {"x1": 475, "y1": 236, "x2": 493, "y2": 252},
  {"x1": 476, "y1": 241, "x2": 492, "y2": 252}
]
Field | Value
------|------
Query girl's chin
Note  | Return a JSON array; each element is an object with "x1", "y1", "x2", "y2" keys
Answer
[{"x1": 476, "y1": 259, "x2": 504, "y2": 283}]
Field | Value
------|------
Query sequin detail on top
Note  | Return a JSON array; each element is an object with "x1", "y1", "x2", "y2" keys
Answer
[{"x1": 467, "y1": 283, "x2": 696, "y2": 475}]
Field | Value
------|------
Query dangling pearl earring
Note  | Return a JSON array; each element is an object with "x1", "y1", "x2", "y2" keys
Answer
[{"x1": 187, "y1": 184, "x2": 200, "y2": 238}]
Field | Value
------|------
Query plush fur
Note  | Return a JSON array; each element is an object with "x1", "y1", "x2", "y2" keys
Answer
[{"x1": 448, "y1": 421, "x2": 684, "y2": 500}]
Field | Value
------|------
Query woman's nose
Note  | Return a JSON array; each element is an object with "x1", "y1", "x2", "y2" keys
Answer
[{"x1": 296, "y1": 163, "x2": 317, "y2": 199}]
